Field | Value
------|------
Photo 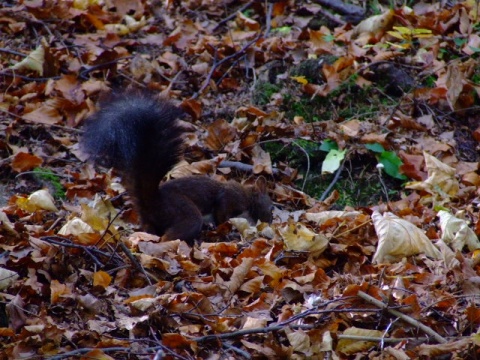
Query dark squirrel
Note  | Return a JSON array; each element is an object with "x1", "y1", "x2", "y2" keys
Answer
[{"x1": 81, "y1": 93, "x2": 273, "y2": 243}]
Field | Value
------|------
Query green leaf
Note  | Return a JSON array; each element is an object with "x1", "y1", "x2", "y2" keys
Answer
[
  {"x1": 379, "y1": 151, "x2": 407, "y2": 180},
  {"x1": 365, "y1": 143, "x2": 385, "y2": 153},
  {"x1": 322, "y1": 149, "x2": 346, "y2": 174},
  {"x1": 319, "y1": 139, "x2": 338, "y2": 152}
]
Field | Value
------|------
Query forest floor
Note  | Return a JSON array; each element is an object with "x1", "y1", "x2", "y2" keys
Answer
[{"x1": 1, "y1": 0, "x2": 480, "y2": 359}]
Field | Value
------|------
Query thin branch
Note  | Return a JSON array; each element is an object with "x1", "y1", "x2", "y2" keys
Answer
[
  {"x1": 213, "y1": 1, "x2": 254, "y2": 31},
  {"x1": 320, "y1": 158, "x2": 345, "y2": 201},
  {"x1": 192, "y1": 33, "x2": 261, "y2": 99},
  {"x1": 357, "y1": 291, "x2": 448, "y2": 344},
  {"x1": 291, "y1": 141, "x2": 311, "y2": 192}
]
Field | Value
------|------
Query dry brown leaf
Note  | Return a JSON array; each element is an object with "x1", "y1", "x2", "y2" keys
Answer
[
  {"x1": 11, "y1": 152, "x2": 43, "y2": 172},
  {"x1": 224, "y1": 257, "x2": 254, "y2": 294},
  {"x1": 417, "y1": 337, "x2": 471, "y2": 357},
  {"x1": 93, "y1": 270, "x2": 112, "y2": 288}
]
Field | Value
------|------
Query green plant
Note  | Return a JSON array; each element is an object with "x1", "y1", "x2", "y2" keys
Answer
[
  {"x1": 252, "y1": 81, "x2": 280, "y2": 105},
  {"x1": 424, "y1": 75, "x2": 436, "y2": 88},
  {"x1": 33, "y1": 168, "x2": 65, "y2": 199},
  {"x1": 364, "y1": 143, "x2": 407, "y2": 180}
]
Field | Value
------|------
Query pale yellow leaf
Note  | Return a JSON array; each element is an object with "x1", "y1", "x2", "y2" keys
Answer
[
  {"x1": 11, "y1": 41, "x2": 45, "y2": 75},
  {"x1": 286, "y1": 329, "x2": 311, "y2": 353},
  {"x1": 17, "y1": 189, "x2": 58, "y2": 212},
  {"x1": 279, "y1": 222, "x2": 329, "y2": 257},
  {"x1": 352, "y1": 10, "x2": 394, "y2": 38},
  {"x1": 406, "y1": 152, "x2": 459, "y2": 198},
  {"x1": 242, "y1": 317, "x2": 267, "y2": 330},
  {"x1": 305, "y1": 210, "x2": 360, "y2": 225},
  {"x1": 58, "y1": 218, "x2": 95, "y2": 236},
  {"x1": 372, "y1": 211, "x2": 441, "y2": 263},
  {"x1": 337, "y1": 327, "x2": 383, "y2": 355},
  {"x1": 438, "y1": 210, "x2": 480, "y2": 251}
]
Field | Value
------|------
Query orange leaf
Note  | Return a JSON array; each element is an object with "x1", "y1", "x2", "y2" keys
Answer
[
  {"x1": 11, "y1": 152, "x2": 43, "y2": 172},
  {"x1": 50, "y1": 280, "x2": 71, "y2": 304},
  {"x1": 80, "y1": 349, "x2": 115, "y2": 360},
  {"x1": 93, "y1": 270, "x2": 112, "y2": 288}
]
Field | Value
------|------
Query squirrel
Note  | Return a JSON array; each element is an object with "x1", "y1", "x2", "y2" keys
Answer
[{"x1": 80, "y1": 93, "x2": 273, "y2": 244}]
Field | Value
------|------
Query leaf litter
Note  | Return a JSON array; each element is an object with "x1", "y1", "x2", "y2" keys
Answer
[{"x1": 0, "y1": 0, "x2": 480, "y2": 359}]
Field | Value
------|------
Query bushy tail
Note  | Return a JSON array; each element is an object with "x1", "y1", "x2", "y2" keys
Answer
[{"x1": 81, "y1": 93, "x2": 185, "y2": 202}]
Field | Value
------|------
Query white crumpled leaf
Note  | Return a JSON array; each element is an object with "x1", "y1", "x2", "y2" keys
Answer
[
  {"x1": 372, "y1": 211, "x2": 441, "y2": 263},
  {"x1": 58, "y1": 218, "x2": 94, "y2": 235},
  {"x1": 438, "y1": 210, "x2": 480, "y2": 252},
  {"x1": 28, "y1": 189, "x2": 58, "y2": 212}
]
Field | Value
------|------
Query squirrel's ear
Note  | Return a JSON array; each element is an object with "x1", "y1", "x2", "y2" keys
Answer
[{"x1": 255, "y1": 176, "x2": 268, "y2": 193}]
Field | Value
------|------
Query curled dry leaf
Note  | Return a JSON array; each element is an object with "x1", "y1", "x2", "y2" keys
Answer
[
  {"x1": 438, "y1": 210, "x2": 480, "y2": 252},
  {"x1": 372, "y1": 211, "x2": 442, "y2": 263},
  {"x1": 252, "y1": 144, "x2": 273, "y2": 174},
  {"x1": 406, "y1": 152, "x2": 459, "y2": 198},
  {"x1": 279, "y1": 222, "x2": 329, "y2": 257},
  {"x1": 286, "y1": 328, "x2": 311, "y2": 354},
  {"x1": 81, "y1": 195, "x2": 124, "y2": 232},
  {"x1": 352, "y1": 10, "x2": 395, "y2": 39},
  {"x1": 16, "y1": 189, "x2": 58, "y2": 213},
  {"x1": 0, "y1": 210, "x2": 17, "y2": 236},
  {"x1": 417, "y1": 337, "x2": 471, "y2": 357},
  {"x1": 58, "y1": 218, "x2": 94, "y2": 235},
  {"x1": 230, "y1": 217, "x2": 274, "y2": 240},
  {"x1": 93, "y1": 270, "x2": 112, "y2": 289},
  {"x1": 10, "y1": 39, "x2": 45, "y2": 75},
  {"x1": 435, "y1": 239, "x2": 460, "y2": 269}
]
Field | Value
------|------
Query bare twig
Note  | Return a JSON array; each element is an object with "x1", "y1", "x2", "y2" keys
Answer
[
  {"x1": 214, "y1": 1, "x2": 254, "y2": 31},
  {"x1": 291, "y1": 141, "x2": 311, "y2": 192},
  {"x1": 219, "y1": 160, "x2": 279, "y2": 175},
  {"x1": 357, "y1": 291, "x2": 448, "y2": 344},
  {"x1": 320, "y1": 158, "x2": 345, "y2": 201},
  {"x1": 265, "y1": 2, "x2": 273, "y2": 37},
  {"x1": 192, "y1": 34, "x2": 261, "y2": 99}
]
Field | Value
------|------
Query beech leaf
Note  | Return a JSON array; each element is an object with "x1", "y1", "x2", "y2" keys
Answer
[
  {"x1": 372, "y1": 211, "x2": 441, "y2": 263},
  {"x1": 406, "y1": 152, "x2": 459, "y2": 198},
  {"x1": 438, "y1": 210, "x2": 480, "y2": 251}
]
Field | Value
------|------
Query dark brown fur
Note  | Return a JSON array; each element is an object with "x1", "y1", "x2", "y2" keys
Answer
[{"x1": 81, "y1": 93, "x2": 272, "y2": 244}]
